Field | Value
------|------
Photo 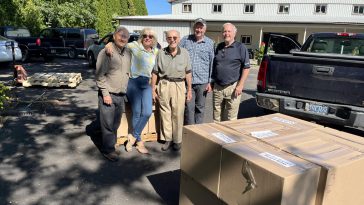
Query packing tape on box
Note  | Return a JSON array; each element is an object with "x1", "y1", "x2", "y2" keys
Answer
[{"x1": 241, "y1": 160, "x2": 258, "y2": 194}]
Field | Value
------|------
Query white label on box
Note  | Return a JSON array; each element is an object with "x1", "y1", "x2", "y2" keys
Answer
[
  {"x1": 259, "y1": 152, "x2": 296, "y2": 167},
  {"x1": 250, "y1": 130, "x2": 278, "y2": 139},
  {"x1": 271, "y1": 117, "x2": 296, "y2": 125},
  {"x1": 211, "y1": 132, "x2": 236, "y2": 144}
]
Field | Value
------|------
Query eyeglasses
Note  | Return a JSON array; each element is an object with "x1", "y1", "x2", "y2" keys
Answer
[
  {"x1": 117, "y1": 33, "x2": 129, "y2": 40},
  {"x1": 142, "y1": 34, "x2": 154, "y2": 39},
  {"x1": 167, "y1": 36, "x2": 179, "y2": 41}
]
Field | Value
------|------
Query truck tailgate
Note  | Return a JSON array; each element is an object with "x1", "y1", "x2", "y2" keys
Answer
[{"x1": 266, "y1": 54, "x2": 364, "y2": 107}]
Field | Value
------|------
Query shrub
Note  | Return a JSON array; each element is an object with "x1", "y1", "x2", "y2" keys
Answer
[{"x1": 0, "y1": 83, "x2": 10, "y2": 110}]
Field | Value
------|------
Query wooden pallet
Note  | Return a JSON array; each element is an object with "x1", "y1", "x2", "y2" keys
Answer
[
  {"x1": 22, "y1": 72, "x2": 82, "y2": 88},
  {"x1": 116, "y1": 132, "x2": 158, "y2": 145}
]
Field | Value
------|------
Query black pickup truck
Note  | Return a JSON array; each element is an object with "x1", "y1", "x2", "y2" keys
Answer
[
  {"x1": 1, "y1": 26, "x2": 97, "y2": 61},
  {"x1": 256, "y1": 32, "x2": 364, "y2": 129}
]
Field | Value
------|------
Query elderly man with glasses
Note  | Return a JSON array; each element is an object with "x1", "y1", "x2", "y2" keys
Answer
[
  {"x1": 212, "y1": 23, "x2": 250, "y2": 122},
  {"x1": 151, "y1": 30, "x2": 192, "y2": 151},
  {"x1": 95, "y1": 26, "x2": 131, "y2": 162}
]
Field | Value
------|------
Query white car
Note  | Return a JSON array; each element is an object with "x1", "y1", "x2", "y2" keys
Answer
[
  {"x1": 86, "y1": 32, "x2": 139, "y2": 67},
  {"x1": 0, "y1": 35, "x2": 22, "y2": 63}
]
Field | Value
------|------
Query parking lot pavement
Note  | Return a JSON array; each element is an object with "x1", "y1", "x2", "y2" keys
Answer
[{"x1": 1, "y1": 58, "x2": 360, "y2": 205}]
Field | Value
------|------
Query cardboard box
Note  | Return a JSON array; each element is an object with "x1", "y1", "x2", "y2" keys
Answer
[
  {"x1": 117, "y1": 103, "x2": 159, "y2": 137},
  {"x1": 179, "y1": 171, "x2": 224, "y2": 205},
  {"x1": 219, "y1": 141, "x2": 321, "y2": 205},
  {"x1": 181, "y1": 123, "x2": 255, "y2": 195},
  {"x1": 261, "y1": 129, "x2": 364, "y2": 205},
  {"x1": 318, "y1": 126, "x2": 364, "y2": 152},
  {"x1": 218, "y1": 113, "x2": 321, "y2": 139}
]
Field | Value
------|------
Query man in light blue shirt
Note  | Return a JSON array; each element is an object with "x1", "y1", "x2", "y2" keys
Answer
[{"x1": 180, "y1": 18, "x2": 215, "y2": 125}]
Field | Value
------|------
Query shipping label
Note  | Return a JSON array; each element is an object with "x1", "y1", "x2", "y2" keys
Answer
[
  {"x1": 211, "y1": 132, "x2": 236, "y2": 143},
  {"x1": 259, "y1": 152, "x2": 296, "y2": 167},
  {"x1": 250, "y1": 130, "x2": 278, "y2": 139},
  {"x1": 271, "y1": 117, "x2": 296, "y2": 125}
]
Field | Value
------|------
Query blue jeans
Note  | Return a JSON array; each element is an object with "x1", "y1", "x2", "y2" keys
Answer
[
  {"x1": 184, "y1": 83, "x2": 208, "y2": 125},
  {"x1": 127, "y1": 76, "x2": 153, "y2": 141}
]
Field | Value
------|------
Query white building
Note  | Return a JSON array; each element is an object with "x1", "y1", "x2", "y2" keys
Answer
[{"x1": 115, "y1": 0, "x2": 364, "y2": 50}]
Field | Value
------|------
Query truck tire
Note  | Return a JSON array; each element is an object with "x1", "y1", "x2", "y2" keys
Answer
[
  {"x1": 88, "y1": 52, "x2": 96, "y2": 68},
  {"x1": 20, "y1": 47, "x2": 29, "y2": 62},
  {"x1": 68, "y1": 48, "x2": 77, "y2": 59}
]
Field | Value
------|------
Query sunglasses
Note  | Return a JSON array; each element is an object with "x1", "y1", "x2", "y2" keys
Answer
[
  {"x1": 167, "y1": 36, "x2": 179, "y2": 41},
  {"x1": 142, "y1": 34, "x2": 154, "y2": 39}
]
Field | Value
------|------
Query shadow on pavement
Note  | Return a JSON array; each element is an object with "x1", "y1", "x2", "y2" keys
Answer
[{"x1": 147, "y1": 169, "x2": 181, "y2": 205}]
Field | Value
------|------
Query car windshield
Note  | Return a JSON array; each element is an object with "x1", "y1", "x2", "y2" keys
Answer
[
  {"x1": 307, "y1": 36, "x2": 364, "y2": 56},
  {"x1": 5, "y1": 28, "x2": 31, "y2": 37}
]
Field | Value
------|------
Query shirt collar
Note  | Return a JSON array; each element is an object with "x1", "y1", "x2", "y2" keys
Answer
[
  {"x1": 164, "y1": 46, "x2": 181, "y2": 56},
  {"x1": 225, "y1": 40, "x2": 236, "y2": 48},
  {"x1": 190, "y1": 34, "x2": 205, "y2": 43},
  {"x1": 113, "y1": 43, "x2": 126, "y2": 55}
]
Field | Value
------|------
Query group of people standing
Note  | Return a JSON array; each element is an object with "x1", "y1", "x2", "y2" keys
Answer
[{"x1": 95, "y1": 19, "x2": 250, "y2": 162}]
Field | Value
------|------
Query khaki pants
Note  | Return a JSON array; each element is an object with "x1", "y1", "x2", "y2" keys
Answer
[
  {"x1": 213, "y1": 82, "x2": 242, "y2": 122},
  {"x1": 157, "y1": 79, "x2": 186, "y2": 143}
]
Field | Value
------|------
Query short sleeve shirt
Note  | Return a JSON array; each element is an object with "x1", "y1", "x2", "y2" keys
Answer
[
  {"x1": 152, "y1": 46, "x2": 191, "y2": 79},
  {"x1": 212, "y1": 41, "x2": 250, "y2": 86}
]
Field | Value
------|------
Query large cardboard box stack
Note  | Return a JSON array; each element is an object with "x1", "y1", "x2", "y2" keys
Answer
[
  {"x1": 180, "y1": 113, "x2": 364, "y2": 205},
  {"x1": 181, "y1": 123, "x2": 256, "y2": 196},
  {"x1": 219, "y1": 141, "x2": 320, "y2": 205},
  {"x1": 261, "y1": 128, "x2": 364, "y2": 205}
]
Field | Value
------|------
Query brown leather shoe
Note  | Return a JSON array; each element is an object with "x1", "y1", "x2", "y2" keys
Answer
[
  {"x1": 103, "y1": 151, "x2": 119, "y2": 162},
  {"x1": 136, "y1": 141, "x2": 149, "y2": 154},
  {"x1": 161, "y1": 141, "x2": 172, "y2": 151},
  {"x1": 125, "y1": 134, "x2": 136, "y2": 152}
]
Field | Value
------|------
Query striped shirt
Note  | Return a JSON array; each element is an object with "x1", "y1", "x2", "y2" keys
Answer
[
  {"x1": 180, "y1": 35, "x2": 214, "y2": 84},
  {"x1": 127, "y1": 41, "x2": 159, "y2": 78}
]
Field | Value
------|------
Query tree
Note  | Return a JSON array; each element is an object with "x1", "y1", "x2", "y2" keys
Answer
[{"x1": 133, "y1": 0, "x2": 148, "y2": 16}]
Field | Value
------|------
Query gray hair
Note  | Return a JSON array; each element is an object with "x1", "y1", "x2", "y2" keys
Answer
[
  {"x1": 222, "y1": 23, "x2": 237, "y2": 34},
  {"x1": 138, "y1": 27, "x2": 158, "y2": 47},
  {"x1": 114, "y1": 26, "x2": 130, "y2": 38},
  {"x1": 166, "y1": 30, "x2": 180, "y2": 38}
]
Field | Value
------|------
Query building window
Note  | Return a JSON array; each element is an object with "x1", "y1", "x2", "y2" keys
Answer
[
  {"x1": 315, "y1": 4, "x2": 327, "y2": 14},
  {"x1": 244, "y1": 4, "x2": 255, "y2": 13},
  {"x1": 212, "y1": 4, "x2": 222, "y2": 13},
  {"x1": 278, "y1": 4, "x2": 290, "y2": 14},
  {"x1": 241, "y1": 35, "x2": 252, "y2": 45},
  {"x1": 353, "y1": 5, "x2": 364, "y2": 15},
  {"x1": 182, "y1": 4, "x2": 192, "y2": 13}
]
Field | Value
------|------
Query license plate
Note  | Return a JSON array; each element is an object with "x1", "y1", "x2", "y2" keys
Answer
[
  {"x1": 305, "y1": 103, "x2": 328, "y2": 115},
  {"x1": 51, "y1": 49, "x2": 56, "y2": 54}
]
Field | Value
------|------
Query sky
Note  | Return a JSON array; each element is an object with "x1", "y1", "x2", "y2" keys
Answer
[{"x1": 145, "y1": 0, "x2": 171, "y2": 15}]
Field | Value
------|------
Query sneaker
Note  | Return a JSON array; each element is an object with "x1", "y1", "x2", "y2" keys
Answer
[
  {"x1": 161, "y1": 141, "x2": 172, "y2": 151},
  {"x1": 125, "y1": 134, "x2": 137, "y2": 152},
  {"x1": 136, "y1": 141, "x2": 149, "y2": 154},
  {"x1": 103, "y1": 151, "x2": 119, "y2": 162},
  {"x1": 173, "y1": 143, "x2": 181, "y2": 151}
]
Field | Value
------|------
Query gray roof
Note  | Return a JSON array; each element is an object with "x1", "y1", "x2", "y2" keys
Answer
[{"x1": 115, "y1": 14, "x2": 364, "y2": 25}]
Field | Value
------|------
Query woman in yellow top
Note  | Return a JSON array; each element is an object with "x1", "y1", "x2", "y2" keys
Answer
[{"x1": 106, "y1": 28, "x2": 159, "y2": 154}]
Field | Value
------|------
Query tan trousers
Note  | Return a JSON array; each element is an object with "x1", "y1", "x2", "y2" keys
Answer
[
  {"x1": 213, "y1": 82, "x2": 242, "y2": 122},
  {"x1": 157, "y1": 79, "x2": 186, "y2": 143}
]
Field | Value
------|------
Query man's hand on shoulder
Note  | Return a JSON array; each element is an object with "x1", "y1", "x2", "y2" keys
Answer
[{"x1": 105, "y1": 42, "x2": 114, "y2": 57}]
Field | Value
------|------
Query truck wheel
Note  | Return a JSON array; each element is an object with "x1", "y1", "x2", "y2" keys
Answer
[
  {"x1": 68, "y1": 48, "x2": 77, "y2": 59},
  {"x1": 21, "y1": 48, "x2": 29, "y2": 62},
  {"x1": 88, "y1": 53, "x2": 96, "y2": 68}
]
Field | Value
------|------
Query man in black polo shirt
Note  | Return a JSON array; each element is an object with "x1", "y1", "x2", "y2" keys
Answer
[{"x1": 212, "y1": 22, "x2": 250, "y2": 121}]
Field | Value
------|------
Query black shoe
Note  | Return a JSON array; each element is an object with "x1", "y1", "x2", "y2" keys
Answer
[
  {"x1": 161, "y1": 141, "x2": 172, "y2": 151},
  {"x1": 103, "y1": 151, "x2": 119, "y2": 162},
  {"x1": 173, "y1": 143, "x2": 181, "y2": 151}
]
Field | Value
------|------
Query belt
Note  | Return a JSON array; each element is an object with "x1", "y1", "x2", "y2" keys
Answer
[
  {"x1": 216, "y1": 81, "x2": 236, "y2": 87},
  {"x1": 162, "y1": 77, "x2": 185, "y2": 82},
  {"x1": 109, "y1": 92, "x2": 125, "y2": 96}
]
